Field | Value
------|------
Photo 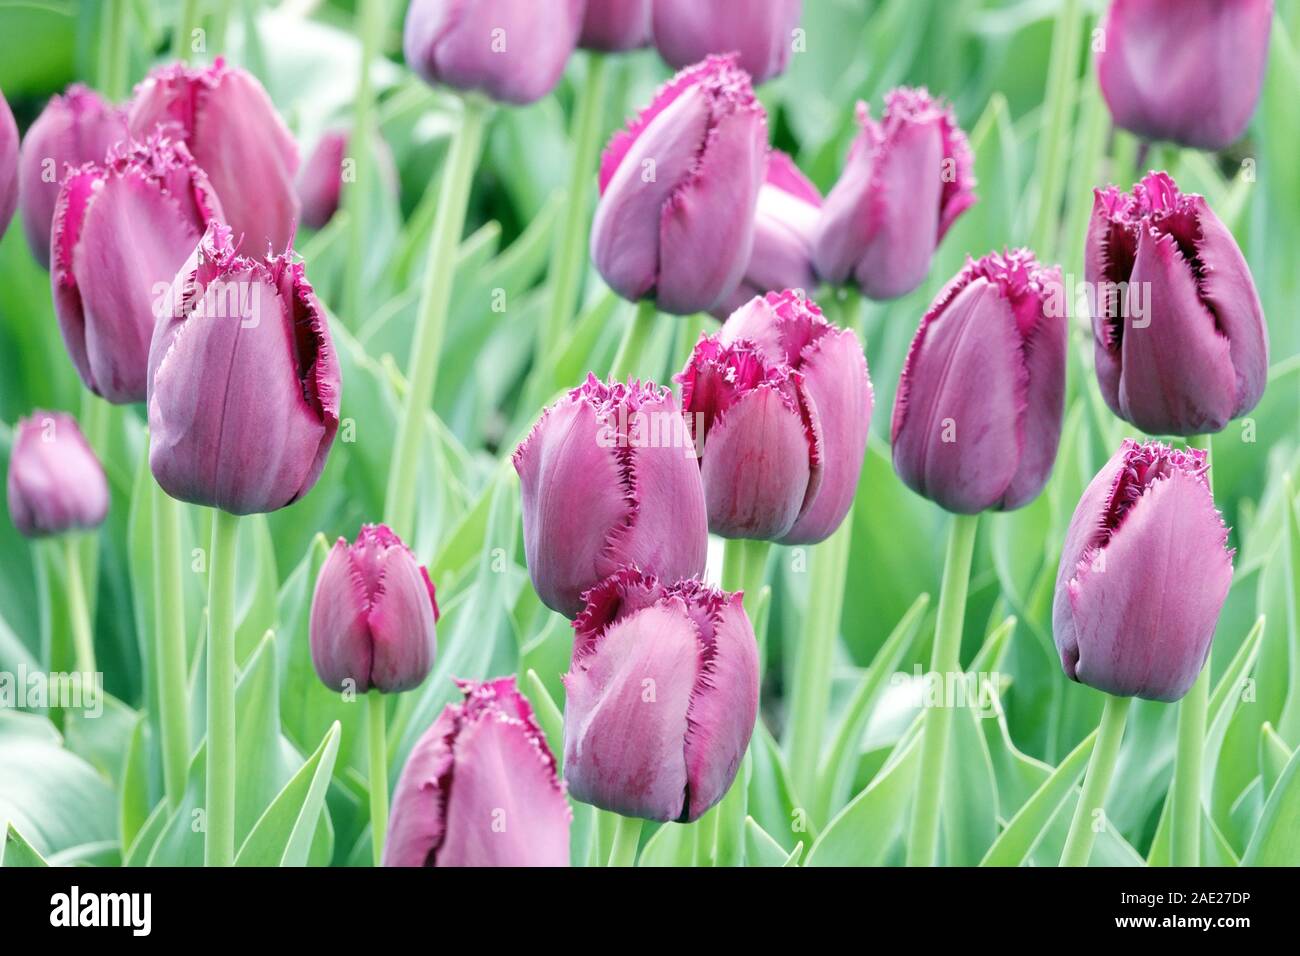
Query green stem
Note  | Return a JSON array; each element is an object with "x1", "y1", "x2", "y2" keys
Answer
[
  {"x1": 173, "y1": 0, "x2": 201, "y2": 60},
  {"x1": 1060, "y1": 694, "x2": 1131, "y2": 867},
  {"x1": 367, "y1": 690, "x2": 389, "y2": 866},
  {"x1": 607, "y1": 815, "x2": 642, "y2": 867},
  {"x1": 205, "y1": 510, "x2": 240, "y2": 867},
  {"x1": 608, "y1": 299, "x2": 658, "y2": 381},
  {"x1": 722, "y1": 537, "x2": 770, "y2": 615},
  {"x1": 153, "y1": 485, "x2": 190, "y2": 809},
  {"x1": 342, "y1": 0, "x2": 388, "y2": 323},
  {"x1": 905, "y1": 511, "x2": 978, "y2": 866},
  {"x1": 103, "y1": 0, "x2": 130, "y2": 100},
  {"x1": 383, "y1": 97, "x2": 488, "y2": 540},
  {"x1": 64, "y1": 536, "x2": 96, "y2": 676},
  {"x1": 1029, "y1": 0, "x2": 1082, "y2": 258}
]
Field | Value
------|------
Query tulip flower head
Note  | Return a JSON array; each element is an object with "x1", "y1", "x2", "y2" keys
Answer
[
  {"x1": 1097, "y1": 0, "x2": 1274, "y2": 151},
  {"x1": 147, "y1": 222, "x2": 341, "y2": 515},
  {"x1": 680, "y1": 290, "x2": 872, "y2": 542},
  {"x1": 652, "y1": 0, "x2": 803, "y2": 84},
  {"x1": 814, "y1": 88, "x2": 976, "y2": 301},
  {"x1": 1086, "y1": 171, "x2": 1268, "y2": 436},
  {"x1": 404, "y1": 0, "x2": 584, "y2": 105},
  {"x1": 296, "y1": 128, "x2": 397, "y2": 231},
  {"x1": 563, "y1": 567, "x2": 759, "y2": 823},
  {"x1": 384, "y1": 677, "x2": 571, "y2": 867},
  {"x1": 1054, "y1": 440, "x2": 1233, "y2": 702},
  {"x1": 52, "y1": 131, "x2": 224, "y2": 404},
  {"x1": 6, "y1": 411, "x2": 109, "y2": 539},
  {"x1": 1, "y1": 89, "x2": 19, "y2": 239},
  {"x1": 310, "y1": 524, "x2": 439, "y2": 695},
  {"x1": 591, "y1": 54, "x2": 768, "y2": 315},
  {"x1": 581, "y1": 0, "x2": 652, "y2": 52},
  {"x1": 514, "y1": 374, "x2": 708, "y2": 618},
  {"x1": 892, "y1": 249, "x2": 1067, "y2": 514},
  {"x1": 18, "y1": 85, "x2": 128, "y2": 269}
]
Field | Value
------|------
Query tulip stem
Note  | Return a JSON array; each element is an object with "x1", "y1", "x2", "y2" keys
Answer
[
  {"x1": 383, "y1": 95, "x2": 489, "y2": 541},
  {"x1": 905, "y1": 511, "x2": 978, "y2": 866},
  {"x1": 64, "y1": 536, "x2": 96, "y2": 678},
  {"x1": 153, "y1": 485, "x2": 190, "y2": 809},
  {"x1": 173, "y1": 0, "x2": 201, "y2": 60},
  {"x1": 607, "y1": 815, "x2": 642, "y2": 867},
  {"x1": 1029, "y1": 0, "x2": 1082, "y2": 259},
  {"x1": 342, "y1": 0, "x2": 388, "y2": 324},
  {"x1": 721, "y1": 538, "x2": 770, "y2": 615},
  {"x1": 367, "y1": 691, "x2": 389, "y2": 866},
  {"x1": 101, "y1": 0, "x2": 130, "y2": 100},
  {"x1": 608, "y1": 299, "x2": 658, "y2": 381},
  {"x1": 205, "y1": 509, "x2": 240, "y2": 867},
  {"x1": 1060, "y1": 693, "x2": 1131, "y2": 867}
]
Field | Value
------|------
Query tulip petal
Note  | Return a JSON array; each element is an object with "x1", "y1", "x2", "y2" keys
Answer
[
  {"x1": 651, "y1": 0, "x2": 802, "y2": 83},
  {"x1": 382, "y1": 708, "x2": 454, "y2": 867},
  {"x1": 366, "y1": 543, "x2": 438, "y2": 693},
  {"x1": 308, "y1": 539, "x2": 374, "y2": 692}
]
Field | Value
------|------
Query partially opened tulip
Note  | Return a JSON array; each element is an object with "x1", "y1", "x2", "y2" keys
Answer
[
  {"x1": 7, "y1": 411, "x2": 108, "y2": 538},
  {"x1": 0, "y1": 88, "x2": 18, "y2": 239},
  {"x1": 591, "y1": 54, "x2": 767, "y2": 315},
  {"x1": 581, "y1": 0, "x2": 652, "y2": 52},
  {"x1": 680, "y1": 290, "x2": 871, "y2": 542},
  {"x1": 129, "y1": 58, "x2": 300, "y2": 252},
  {"x1": 19, "y1": 85, "x2": 128, "y2": 268},
  {"x1": 51, "y1": 131, "x2": 224, "y2": 404},
  {"x1": 814, "y1": 88, "x2": 976, "y2": 301},
  {"x1": 404, "y1": 0, "x2": 584, "y2": 104},
  {"x1": 1086, "y1": 171, "x2": 1268, "y2": 436},
  {"x1": 1098, "y1": 0, "x2": 1274, "y2": 151},
  {"x1": 892, "y1": 249, "x2": 1067, "y2": 514},
  {"x1": 384, "y1": 677, "x2": 571, "y2": 866},
  {"x1": 652, "y1": 0, "x2": 802, "y2": 84},
  {"x1": 1054, "y1": 440, "x2": 1233, "y2": 701},
  {"x1": 514, "y1": 374, "x2": 707, "y2": 617},
  {"x1": 563, "y1": 567, "x2": 759, "y2": 822}
]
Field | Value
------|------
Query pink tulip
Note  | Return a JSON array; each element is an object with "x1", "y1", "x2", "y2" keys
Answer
[
  {"x1": 6, "y1": 411, "x2": 108, "y2": 539},
  {"x1": 652, "y1": 0, "x2": 802, "y2": 84},
  {"x1": 295, "y1": 128, "x2": 397, "y2": 231},
  {"x1": 581, "y1": 0, "x2": 652, "y2": 52}
]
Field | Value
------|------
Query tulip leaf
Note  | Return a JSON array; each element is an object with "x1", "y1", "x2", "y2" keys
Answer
[
  {"x1": 941, "y1": 702, "x2": 1001, "y2": 865},
  {"x1": 747, "y1": 723, "x2": 816, "y2": 853},
  {"x1": 637, "y1": 821, "x2": 692, "y2": 868},
  {"x1": 1241, "y1": 740, "x2": 1300, "y2": 866},
  {"x1": 118, "y1": 714, "x2": 153, "y2": 856},
  {"x1": 1260, "y1": 723, "x2": 1293, "y2": 799},
  {"x1": 2, "y1": 823, "x2": 48, "y2": 868},
  {"x1": 236, "y1": 721, "x2": 341, "y2": 867},
  {"x1": 742, "y1": 817, "x2": 790, "y2": 868}
]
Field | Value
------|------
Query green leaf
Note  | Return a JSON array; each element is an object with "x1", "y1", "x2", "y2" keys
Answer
[
  {"x1": 1260, "y1": 723, "x2": 1293, "y2": 799},
  {"x1": 236, "y1": 722, "x2": 341, "y2": 867},
  {"x1": 2, "y1": 824, "x2": 49, "y2": 867},
  {"x1": 743, "y1": 817, "x2": 791, "y2": 868},
  {"x1": 1242, "y1": 740, "x2": 1300, "y2": 865}
]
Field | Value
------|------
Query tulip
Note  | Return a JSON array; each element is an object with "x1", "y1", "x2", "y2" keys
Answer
[
  {"x1": 6, "y1": 411, "x2": 109, "y2": 538},
  {"x1": 384, "y1": 677, "x2": 571, "y2": 866},
  {"x1": 18, "y1": 85, "x2": 128, "y2": 268},
  {"x1": 310, "y1": 524, "x2": 439, "y2": 694},
  {"x1": 403, "y1": 0, "x2": 584, "y2": 105},
  {"x1": 892, "y1": 249, "x2": 1067, "y2": 514},
  {"x1": 1097, "y1": 0, "x2": 1274, "y2": 151},
  {"x1": 581, "y1": 0, "x2": 652, "y2": 52},
  {"x1": 563, "y1": 567, "x2": 759, "y2": 822},
  {"x1": 813, "y1": 88, "x2": 976, "y2": 301},
  {"x1": 680, "y1": 290, "x2": 871, "y2": 542},
  {"x1": 129, "y1": 58, "x2": 300, "y2": 253},
  {"x1": 296, "y1": 128, "x2": 397, "y2": 231},
  {"x1": 652, "y1": 0, "x2": 802, "y2": 84},
  {"x1": 1053, "y1": 439, "x2": 1233, "y2": 701},
  {"x1": 713, "y1": 151, "x2": 821, "y2": 316},
  {"x1": 0, "y1": 88, "x2": 17, "y2": 239},
  {"x1": 591, "y1": 54, "x2": 768, "y2": 315},
  {"x1": 51, "y1": 131, "x2": 224, "y2": 404},
  {"x1": 147, "y1": 221, "x2": 341, "y2": 515},
  {"x1": 514, "y1": 374, "x2": 707, "y2": 618},
  {"x1": 1086, "y1": 171, "x2": 1268, "y2": 436}
]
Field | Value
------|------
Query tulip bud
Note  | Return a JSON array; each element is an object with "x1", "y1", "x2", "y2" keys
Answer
[
  {"x1": 680, "y1": 290, "x2": 871, "y2": 543},
  {"x1": 514, "y1": 374, "x2": 707, "y2": 618},
  {"x1": 563, "y1": 567, "x2": 759, "y2": 823},
  {"x1": 581, "y1": 0, "x2": 652, "y2": 52},
  {"x1": 7, "y1": 411, "x2": 109, "y2": 538},
  {"x1": 652, "y1": 0, "x2": 802, "y2": 84},
  {"x1": 591, "y1": 54, "x2": 768, "y2": 315},
  {"x1": 384, "y1": 677, "x2": 571, "y2": 866},
  {"x1": 1054, "y1": 440, "x2": 1233, "y2": 701},
  {"x1": 404, "y1": 0, "x2": 584, "y2": 105},
  {"x1": 18, "y1": 85, "x2": 128, "y2": 269},
  {"x1": 1097, "y1": 0, "x2": 1274, "y2": 151},
  {"x1": 310, "y1": 524, "x2": 439, "y2": 694},
  {"x1": 1086, "y1": 171, "x2": 1268, "y2": 436},
  {"x1": 814, "y1": 89, "x2": 976, "y2": 301},
  {"x1": 713, "y1": 151, "x2": 821, "y2": 317},
  {"x1": 0, "y1": 89, "x2": 18, "y2": 239},
  {"x1": 147, "y1": 222, "x2": 341, "y2": 515},
  {"x1": 129, "y1": 58, "x2": 300, "y2": 253},
  {"x1": 296, "y1": 128, "x2": 397, "y2": 231},
  {"x1": 892, "y1": 249, "x2": 1067, "y2": 514},
  {"x1": 51, "y1": 131, "x2": 224, "y2": 404}
]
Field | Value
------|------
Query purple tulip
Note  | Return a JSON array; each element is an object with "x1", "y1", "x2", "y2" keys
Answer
[
  {"x1": 1086, "y1": 172, "x2": 1268, "y2": 436},
  {"x1": 591, "y1": 54, "x2": 768, "y2": 315},
  {"x1": 563, "y1": 567, "x2": 759, "y2": 823},
  {"x1": 404, "y1": 0, "x2": 584, "y2": 105},
  {"x1": 384, "y1": 677, "x2": 571, "y2": 867},
  {"x1": 51, "y1": 131, "x2": 224, "y2": 404},
  {"x1": 581, "y1": 0, "x2": 652, "y2": 52},
  {"x1": 680, "y1": 290, "x2": 872, "y2": 542},
  {"x1": 296, "y1": 128, "x2": 397, "y2": 231},
  {"x1": 652, "y1": 0, "x2": 802, "y2": 84},
  {"x1": 514, "y1": 374, "x2": 707, "y2": 618},
  {"x1": 0, "y1": 88, "x2": 18, "y2": 239},
  {"x1": 18, "y1": 85, "x2": 128, "y2": 269},
  {"x1": 1098, "y1": 0, "x2": 1274, "y2": 151},
  {"x1": 813, "y1": 88, "x2": 976, "y2": 301},
  {"x1": 129, "y1": 58, "x2": 300, "y2": 253},
  {"x1": 310, "y1": 524, "x2": 439, "y2": 694},
  {"x1": 1054, "y1": 440, "x2": 1233, "y2": 701},
  {"x1": 6, "y1": 411, "x2": 109, "y2": 539},
  {"x1": 147, "y1": 222, "x2": 340, "y2": 515},
  {"x1": 892, "y1": 249, "x2": 1067, "y2": 514}
]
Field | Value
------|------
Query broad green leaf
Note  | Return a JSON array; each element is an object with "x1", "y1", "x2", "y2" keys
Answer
[
  {"x1": 806, "y1": 733, "x2": 922, "y2": 867},
  {"x1": 236, "y1": 722, "x2": 341, "y2": 867},
  {"x1": 1242, "y1": 741, "x2": 1300, "y2": 865},
  {"x1": 2, "y1": 824, "x2": 48, "y2": 867},
  {"x1": 743, "y1": 817, "x2": 790, "y2": 868},
  {"x1": 1260, "y1": 723, "x2": 1293, "y2": 798}
]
